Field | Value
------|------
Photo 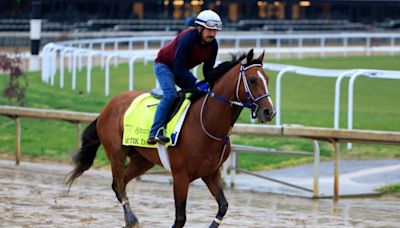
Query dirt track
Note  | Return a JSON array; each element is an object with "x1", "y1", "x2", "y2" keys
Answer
[{"x1": 1, "y1": 160, "x2": 399, "y2": 227}]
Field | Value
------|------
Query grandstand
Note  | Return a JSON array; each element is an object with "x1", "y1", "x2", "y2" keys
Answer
[
  {"x1": 1, "y1": 0, "x2": 400, "y2": 32},
  {"x1": 0, "y1": 18, "x2": 397, "y2": 33},
  {"x1": 1, "y1": 0, "x2": 400, "y2": 48}
]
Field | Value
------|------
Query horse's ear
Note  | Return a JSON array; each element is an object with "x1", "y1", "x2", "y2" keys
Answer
[
  {"x1": 257, "y1": 50, "x2": 265, "y2": 62},
  {"x1": 246, "y1": 49, "x2": 254, "y2": 63}
]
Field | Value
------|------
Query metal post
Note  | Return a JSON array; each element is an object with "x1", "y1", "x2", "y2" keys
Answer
[
  {"x1": 68, "y1": 48, "x2": 73, "y2": 73},
  {"x1": 100, "y1": 42, "x2": 105, "y2": 68},
  {"x1": 41, "y1": 44, "x2": 52, "y2": 82},
  {"x1": 15, "y1": 117, "x2": 21, "y2": 165},
  {"x1": 128, "y1": 41, "x2": 133, "y2": 50},
  {"x1": 113, "y1": 41, "x2": 119, "y2": 66},
  {"x1": 59, "y1": 49, "x2": 67, "y2": 88},
  {"x1": 333, "y1": 70, "x2": 357, "y2": 129},
  {"x1": 72, "y1": 51, "x2": 77, "y2": 90},
  {"x1": 87, "y1": 53, "x2": 93, "y2": 93},
  {"x1": 230, "y1": 151, "x2": 237, "y2": 187},
  {"x1": 60, "y1": 48, "x2": 73, "y2": 88},
  {"x1": 105, "y1": 54, "x2": 118, "y2": 96},
  {"x1": 331, "y1": 140, "x2": 340, "y2": 201},
  {"x1": 347, "y1": 71, "x2": 365, "y2": 150},
  {"x1": 298, "y1": 38, "x2": 303, "y2": 59},
  {"x1": 235, "y1": 38, "x2": 239, "y2": 49},
  {"x1": 312, "y1": 139, "x2": 320, "y2": 198},
  {"x1": 50, "y1": 48, "x2": 57, "y2": 86},
  {"x1": 78, "y1": 43, "x2": 83, "y2": 71},
  {"x1": 390, "y1": 36, "x2": 394, "y2": 56},
  {"x1": 343, "y1": 37, "x2": 348, "y2": 57},
  {"x1": 105, "y1": 56, "x2": 111, "y2": 96},
  {"x1": 320, "y1": 38, "x2": 325, "y2": 58},
  {"x1": 276, "y1": 38, "x2": 281, "y2": 59},
  {"x1": 275, "y1": 67, "x2": 295, "y2": 125},
  {"x1": 76, "y1": 122, "x2": 81, "y2": 150},
  {"x1": 161, "y1": 38, "x2": 165, "y2": 48}
]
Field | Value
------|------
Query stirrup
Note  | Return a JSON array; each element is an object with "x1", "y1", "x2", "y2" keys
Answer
[
  {"x1": 155, "y1": 128, "x2": 170, "y2": 144},
  {"x1": 147, "y1": 128, "x2": 170, "y2": 145}
]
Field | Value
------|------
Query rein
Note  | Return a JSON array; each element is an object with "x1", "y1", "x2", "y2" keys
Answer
[
  {"x1": 199, "y1": 62, "x2": 271, "y2": 167},
  {"x1": 206, "y1": 63, "x2": 271, "y2": 117}
]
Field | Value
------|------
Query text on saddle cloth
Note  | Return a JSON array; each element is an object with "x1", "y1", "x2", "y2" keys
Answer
[{"x1": 122, "y1": 93, "x2": 191, "y2": 148}]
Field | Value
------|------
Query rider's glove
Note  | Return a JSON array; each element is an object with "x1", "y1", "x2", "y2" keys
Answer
[{"x1": 195, "y1": 80, "x2": 210, "y2": 93}]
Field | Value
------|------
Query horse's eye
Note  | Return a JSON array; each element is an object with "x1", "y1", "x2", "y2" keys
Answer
[{"x1": 248, "y1": 77, "x2": 257, "y2": 85}]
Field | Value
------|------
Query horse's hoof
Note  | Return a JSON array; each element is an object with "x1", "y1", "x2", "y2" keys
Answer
[{"x1": 124, "y1": 223, "x2": 141, "y2": 228}]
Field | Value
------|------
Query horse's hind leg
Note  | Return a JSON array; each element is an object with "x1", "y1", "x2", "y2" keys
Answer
[
  {"x1": 202, "y1": 169, "x2": 228, "y2": 228},
  {"x1": 104, "y1": 145, "x2": 143, "y2": 227},
  {"x1": 117, "y1": 147, "x2": 154, "y2": 227}
]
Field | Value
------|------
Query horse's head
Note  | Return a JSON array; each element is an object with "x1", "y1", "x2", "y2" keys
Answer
[{"x1": 235, "y1": 49, "x2": 275, "y2": 122}]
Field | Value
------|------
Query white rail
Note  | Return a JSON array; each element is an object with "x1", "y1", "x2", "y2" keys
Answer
[
  {"x1": 53, "y1": 32, "x2": 400, "y2": 59},
  {"x1": 266, "y1": 64, "x2": 400, "y2": 142}
]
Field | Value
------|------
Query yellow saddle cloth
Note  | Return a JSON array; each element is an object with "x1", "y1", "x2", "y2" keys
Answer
[{"x1": 122, "y1": 93, "x2": 191, "y2": 148}]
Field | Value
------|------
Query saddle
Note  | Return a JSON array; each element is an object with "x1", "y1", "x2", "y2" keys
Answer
[{"x1": 122, "y1": 90, "x2": 191, "y2": 148}]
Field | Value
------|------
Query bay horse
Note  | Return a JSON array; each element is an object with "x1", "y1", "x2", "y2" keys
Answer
[{"x1": 65, "y1": 49, "x2": 275, "y2": 227}]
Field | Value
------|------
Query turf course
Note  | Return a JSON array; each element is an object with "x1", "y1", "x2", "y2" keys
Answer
[{"x1": 0, "y1": 55, "x2": 399, "y2": 170}]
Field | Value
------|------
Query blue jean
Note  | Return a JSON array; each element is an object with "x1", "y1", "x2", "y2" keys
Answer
[{"x1": 149, "y1": 63, "x2": 178, "y2": 137}]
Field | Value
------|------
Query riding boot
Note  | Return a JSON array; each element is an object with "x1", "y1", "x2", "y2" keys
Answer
[{"x1": 147, "y1": 128, "x2": 170, "y2": 145}]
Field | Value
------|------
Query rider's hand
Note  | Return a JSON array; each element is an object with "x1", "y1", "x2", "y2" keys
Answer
[{"x1": 195, "y1": 80, "x2": 210, "y2": 93}]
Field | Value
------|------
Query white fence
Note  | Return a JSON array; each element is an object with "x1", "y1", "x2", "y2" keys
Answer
[
  {"x1": 52, "y1": 32, "x2": 400, "y2": 57},
  {"x1": 40, "y1": 32, "x2": 400, "y2": 141},
  {"x1": 264, "y1": 64, "x2": 400, "y2": 149}
]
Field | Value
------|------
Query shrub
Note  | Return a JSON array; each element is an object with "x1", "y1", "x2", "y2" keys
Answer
[{"x1": 0, "y1": 50, "x2": 27, "y2": 106}]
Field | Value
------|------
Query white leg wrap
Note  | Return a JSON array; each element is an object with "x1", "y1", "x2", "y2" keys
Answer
[
  {"x1": 213, "y1": 217, "x2": 222, "y2": 225},
  {"x1": 122, "y1": 200, "x2": 129, "y2": 206}
]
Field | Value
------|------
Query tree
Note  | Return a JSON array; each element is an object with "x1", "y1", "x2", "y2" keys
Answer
[{"x1": 0, "y1": 51, "x2": 28, "y2": 106}]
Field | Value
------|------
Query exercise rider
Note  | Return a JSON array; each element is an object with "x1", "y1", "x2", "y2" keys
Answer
[{"x1": 147, "y1": 10, "x2": 222, "y2": 145}]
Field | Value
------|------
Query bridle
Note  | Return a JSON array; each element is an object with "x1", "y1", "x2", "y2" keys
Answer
[
  {"x1": 199, "y1": 61, "x2": 271, "y2": 168},
  {"x1": 200, "y1": 61, "x2": 271, "y2": 142},
  {"x1": 236, "y1": 63, "x2": 271, "y2": 118}
]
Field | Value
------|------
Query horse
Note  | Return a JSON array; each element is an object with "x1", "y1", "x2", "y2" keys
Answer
[{"x1": 65, "y1": 49, "x2": 275, "y2": 228}]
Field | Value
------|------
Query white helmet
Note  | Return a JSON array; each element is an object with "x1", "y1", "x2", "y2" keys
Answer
[{"x1": 195, "y1": 10, "x2": 222, "y2": 31}]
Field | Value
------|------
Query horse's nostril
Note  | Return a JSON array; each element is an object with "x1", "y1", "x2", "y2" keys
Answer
[{"x1": 263, "y1": 109, "x2": 271, "y2": 116}]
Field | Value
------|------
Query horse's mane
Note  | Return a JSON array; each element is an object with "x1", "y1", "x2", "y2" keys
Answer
[{"x1": 190, "y1": 51, "x2": 262, "y2": 101}]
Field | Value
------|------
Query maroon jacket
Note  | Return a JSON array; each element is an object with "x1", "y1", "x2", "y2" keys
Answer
[{"x1": 155, "y1": 28, "x2": 218, "y2": 89}]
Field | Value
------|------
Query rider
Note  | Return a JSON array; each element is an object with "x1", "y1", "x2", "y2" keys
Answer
[{"x1": 147, "y1": 10, "x2": 222, "y2": 145}]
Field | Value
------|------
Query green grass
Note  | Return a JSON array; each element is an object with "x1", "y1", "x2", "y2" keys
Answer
[
  {"x1": 1, "y1": 55, "x2": 400, "y2": 170},
  {"x1": 377, "y1": 183, "x2": 400, "y2": 193}
]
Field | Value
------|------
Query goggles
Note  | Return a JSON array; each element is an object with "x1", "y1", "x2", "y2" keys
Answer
[{"x1": 196, "y1": 19, "x2": 222, "y2": 29}]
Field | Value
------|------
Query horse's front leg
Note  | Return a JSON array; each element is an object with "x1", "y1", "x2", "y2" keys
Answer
[
  {"x1": 202, "y1": 169, "x2": 228, "y2": 228},
  {"x1": 172, "y1": 173, "x2": 190, "y2": 228}
]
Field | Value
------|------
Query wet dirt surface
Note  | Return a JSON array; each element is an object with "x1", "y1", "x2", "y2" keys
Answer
[{"x1": 1, "y1": 160, "x2": 399, "y2": 227}]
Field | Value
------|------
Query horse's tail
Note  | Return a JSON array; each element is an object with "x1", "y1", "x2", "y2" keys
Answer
[{"x1": 65, "y1": 118, "x2": 100, "y2": 188}]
